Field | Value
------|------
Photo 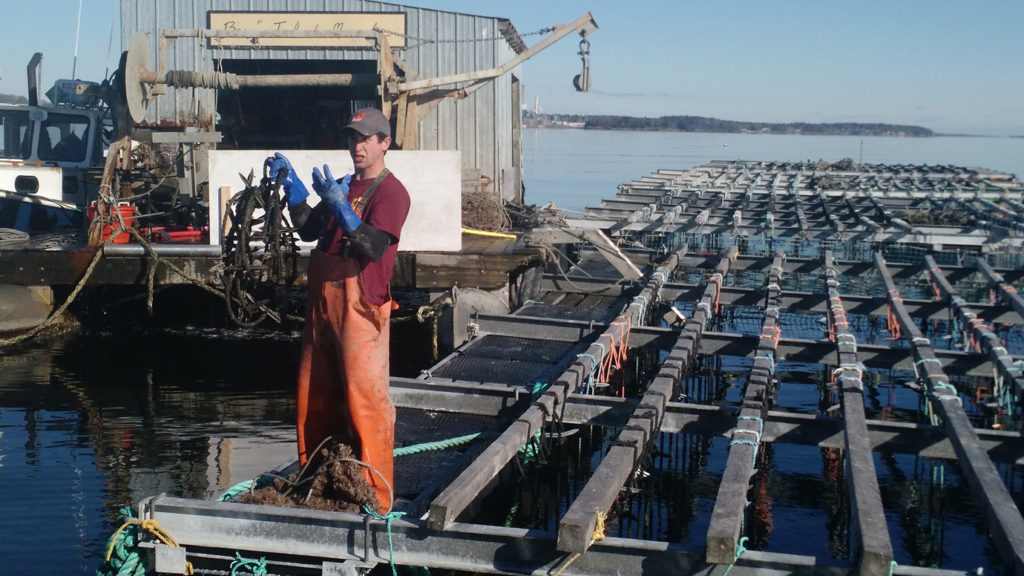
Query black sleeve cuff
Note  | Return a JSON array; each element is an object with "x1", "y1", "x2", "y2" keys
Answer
[
  {"x1": 346, "y1": 222, "x2": 397, "y2": 262},
  {"x1": 289, "y1": 202, "x2": 330, "y2": 242}
]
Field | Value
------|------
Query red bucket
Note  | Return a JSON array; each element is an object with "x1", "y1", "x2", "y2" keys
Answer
[{"x1": 87, "y1": 202, "x2": 136, "y2": 244}]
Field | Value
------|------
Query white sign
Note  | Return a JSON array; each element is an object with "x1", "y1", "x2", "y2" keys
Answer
[{"x1": 207, "y1": 149, "x2": 462, "y2": 252}]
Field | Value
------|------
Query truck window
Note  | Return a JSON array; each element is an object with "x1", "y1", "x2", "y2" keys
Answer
[
  {"x1": 38, "y1": 113, "x2": 90, "y2": 162},
  {"x1": 0, "y1": 109, "x2": 33, "y2": 160}
]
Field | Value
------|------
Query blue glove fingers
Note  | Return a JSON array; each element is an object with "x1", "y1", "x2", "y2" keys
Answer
[
  {"x1": 274, "y1": 152, "x2": 294, "y2": 171},
  {"x1": 269, "y1": 153, "x2": 308, "y2": 207},
  {"x1": 311, "y1": 166, "x2": 324, "y2": 193}
]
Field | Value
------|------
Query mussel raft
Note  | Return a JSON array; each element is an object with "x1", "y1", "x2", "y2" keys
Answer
[{"x1": 105, "y1": 160, "x2": 1024, "y2": 576}]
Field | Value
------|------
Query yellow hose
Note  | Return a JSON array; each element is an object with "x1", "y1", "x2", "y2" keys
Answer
[{"x1": 461, "y1": 227, "x2": 517, "y2": 239}]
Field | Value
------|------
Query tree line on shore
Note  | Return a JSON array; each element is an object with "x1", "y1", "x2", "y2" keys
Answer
[{"x1": 533, "y1": 113, "x2": 934, "y2": 137}]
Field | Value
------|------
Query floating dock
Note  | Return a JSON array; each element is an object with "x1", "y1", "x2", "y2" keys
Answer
[{"x1": 123, "y1": 161, "x2": 1024, "y2": 574}]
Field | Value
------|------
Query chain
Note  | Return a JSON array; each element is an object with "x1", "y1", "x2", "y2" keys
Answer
[{"x1": 373, "y1": 25, "x2": 555, "y2": 49}]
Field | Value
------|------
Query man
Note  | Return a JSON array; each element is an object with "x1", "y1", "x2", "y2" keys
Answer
[{"x1": 266, "y1": 108, "x2": 410, "y2": 512}]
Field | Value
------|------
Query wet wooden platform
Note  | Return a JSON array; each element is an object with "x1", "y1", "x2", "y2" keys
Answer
[
  {"x1": 0, "y1": 231, "x2": 537, "y2": 290},
  {"x1": 133, "y1": 161, "x2": 1024, "y2": 576}
]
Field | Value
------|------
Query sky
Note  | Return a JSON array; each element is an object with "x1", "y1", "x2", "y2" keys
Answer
[{"x1": 2, "y1": 0, "x2": 1021, "y2": 136}]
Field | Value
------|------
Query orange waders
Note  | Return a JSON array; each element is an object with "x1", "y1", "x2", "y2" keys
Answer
[{"x1": 296, "y1": 249, "x2": 395, "y2": 512}]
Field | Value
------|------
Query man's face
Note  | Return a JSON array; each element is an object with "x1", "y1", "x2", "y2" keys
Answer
[{"x1": 348, "y1": 132, "x2": 391, "y2": 174}]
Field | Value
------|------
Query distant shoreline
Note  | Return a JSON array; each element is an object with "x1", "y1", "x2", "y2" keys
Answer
[
  {"x1": 524, "y1": 113, "x2": 935, "y2": 137},
  {"x1": 524, "y1": 124, "x2": 1023, "y2": 139}
]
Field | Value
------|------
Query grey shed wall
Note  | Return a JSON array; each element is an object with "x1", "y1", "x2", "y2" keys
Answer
[{"x1": 120, "y1": 0, "x2": 525, "y2": 201}]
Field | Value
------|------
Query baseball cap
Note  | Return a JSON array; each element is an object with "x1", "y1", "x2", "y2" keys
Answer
[{"x1": 344, "y1": 108, "x2": 391, "y2": 137}]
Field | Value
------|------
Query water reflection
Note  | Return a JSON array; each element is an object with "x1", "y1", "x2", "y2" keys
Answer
[{"x1": 0, "y1": 327, "x2": 300, "y2": 574}]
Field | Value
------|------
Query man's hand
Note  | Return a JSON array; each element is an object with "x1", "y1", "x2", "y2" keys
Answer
[
  {"x1": 312, "y1": 164, "x2": 360, "y2": 233},
  {"x1": 264, "y1": 152, "x2": 309, "y2": 207}
]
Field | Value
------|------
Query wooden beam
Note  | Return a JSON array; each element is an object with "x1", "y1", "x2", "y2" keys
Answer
[
  {"x1": 978, "y1": 258, "x2": 1024, "y2": 318},
  {"x1": 706, "y1": 250, "x2": 784, "y2": 565},
  {"x1": 824, "y1": 250, "x2": 893, "y2": 575},
  {"x1": 876, "y1": 252, "x2": 1024, "y2": 576},
  {"x1": 926, "y1": 255, "x2": 1024, "y2": 398},
  {"x1": 429, "y1": 248, "x2": 680, "y2": 531},
  {"x1": 429, "y1": 315, "x2": 630, "y2": 529}
]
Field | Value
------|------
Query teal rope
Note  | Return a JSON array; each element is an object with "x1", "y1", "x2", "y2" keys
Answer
[
  {"x1": 721, "y1": 536, "x2": 749, "y2": 576},
  {"x1": 100, "y1": 511, "x2": 143, "y2": 576},
  {"x1": 218, "y1": 478, "x2": 256, "y2": 502},
  {"x1": 753, "y1": 354, "x2": 775, "y2": 375},
  {"x1": 504, "y1": 501, "x2": 520, "y2": 527},
  {"x1": 730, "y1": 438, "x2": 759, "y2": 449},
  {"x1": 230, "y1": 551, "x2": 267, "y2": 576},
  {"x1": 393, "y1": 433, "x2": 483, "y2": 457},
  {"x1": 363, "y1": 505, "x2": 408, "y2": 576},
  {"x1": 889, "y1": 560, "x2": 898, "y2": 576},
  {"x1": 836, "y1": 334, "x2": 857, "y2": 352},
  {"x1": 531, "y1": 381, "x2": 550, "y2": 400},
  {"x1": 96, "y1": 507, "x2": 146, "y2": 576},
  {"x1": 737, "y1": 414, "x2": 764, "y2": 439},
  {"x1": 519, "y1": 429, "x2": 543, "y2": 459},
  {"x1": 576, "y1": 353, "x2": 598, "y2": 394},
  {"x1": 733, "y1": 415, "x2": 763, "y2": 469}
]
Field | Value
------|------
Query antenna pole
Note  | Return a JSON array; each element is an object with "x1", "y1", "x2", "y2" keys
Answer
[{"x1": 72, "y1": 0, "x2": 83, "y2": 81}]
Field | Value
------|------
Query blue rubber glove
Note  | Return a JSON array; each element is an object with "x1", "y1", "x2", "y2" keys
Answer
[
  {"x1": 311, "y1": 164, "x2": 359, "y2": 233},
  {"x1": 264, "y1": 152, "x2": 309, "y2": 207}
]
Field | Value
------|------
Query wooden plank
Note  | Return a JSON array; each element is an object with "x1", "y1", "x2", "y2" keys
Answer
[
  {"x1": 978, "y1": 258, "x2": 1024, "y2": 319},
  {"x1": 925, "y1": 256, "x2": 1024, "y2": 398},
  {"x1": 557, "y1": 439, "x2": 641, "y2": 552},
  {"x1": 876, "y1": 252, "x2": 1024, "y2": 576},
  {"x1": 558, "y1": 248, "x2": 719, "y2": 553},
  {"x1": 429, "y1": 247, "x2": 685, "y2": 532},
  {"x1": 0, "y1": 248, "x2": 223, "y2": 286},
  {"x1": 414, "y1": 252, "x2": 535, "y2": 290},
  {"x1": 556, "y1": 377, "x2": 671, "y2": 553},
  {"x1": 707, "y1": 250, "x2": 783, "y2": 565},
  {"x1": 655, "y1": 284, "x2": 1024, "y2": 325},
  {"x1": 824, "y1": 250, "x2": 893, "y2": 575}
]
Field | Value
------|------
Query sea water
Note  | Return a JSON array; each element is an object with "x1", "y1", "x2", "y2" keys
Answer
[
  {"x1": 523, "y1": 128, "x2": 1024, "y2": 214},
  {"x1": 1, "y1": 129, "x2": 1023, "y2": 574}
]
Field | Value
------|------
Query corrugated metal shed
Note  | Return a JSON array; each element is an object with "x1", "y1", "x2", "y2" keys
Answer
[{"x1": 120, "y1": 0, "x2": 526, "y2": 202}]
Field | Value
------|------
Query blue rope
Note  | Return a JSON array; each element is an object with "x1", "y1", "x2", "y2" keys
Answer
[
  {"x1": 230, "y1": 551, "x2": 267, "y2": 576},
  {"x1": 733, "y1": 415, "x2": 764, "y2": 469},
  {"x1": 576, "y1": 353, "x2": 598, "y2": 394},
  {"x1": 363, "y1": 505, "x2": 408, "y2": 576},
  {"x1": 753, "y1": 354, "x2": 775, "y2": 375},
  {"x1": 737, "y1": 414, "x2": 763, "y2": 437}
]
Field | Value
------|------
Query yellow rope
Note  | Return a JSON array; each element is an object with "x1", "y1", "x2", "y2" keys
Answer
[
  {"x1": 461, "y1": 226, "x2": 517, "y2": 239},
  {"x1": 105, "y1": 518, "x2": 194, "y2": 575},
  {"x1": 551, "y1": 511, "x2": 607, "y2": 576},
  {"x1": 592, "y1": 510, "x2": 607, "y2": 541}
]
